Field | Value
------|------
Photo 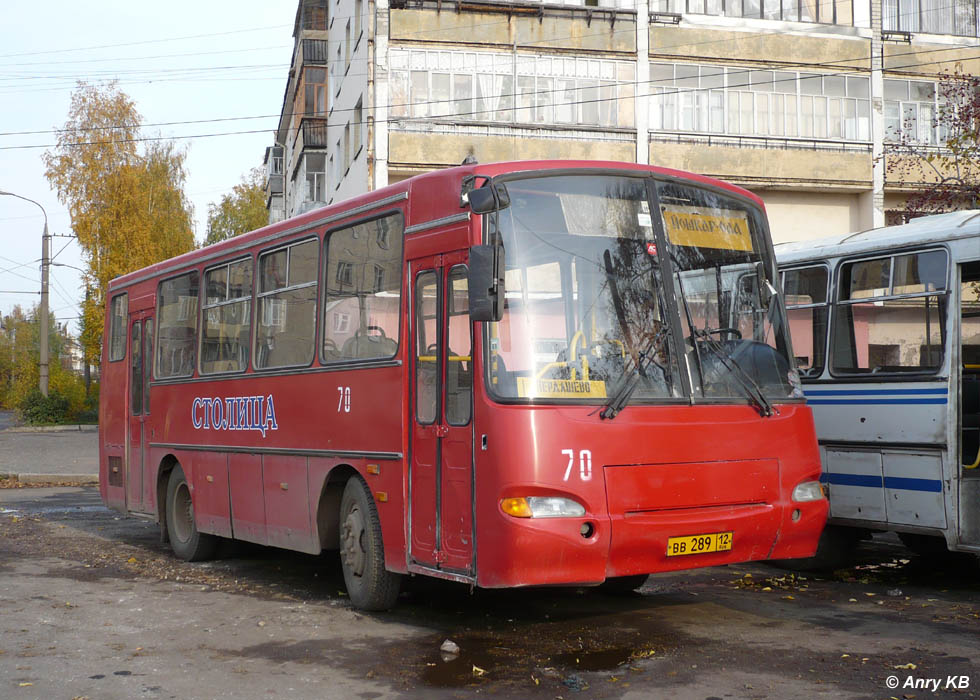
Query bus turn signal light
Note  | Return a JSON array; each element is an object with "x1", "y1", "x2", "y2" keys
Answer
[{"x1": 500, "y1": 498, "x2": 533, "y2": 518}]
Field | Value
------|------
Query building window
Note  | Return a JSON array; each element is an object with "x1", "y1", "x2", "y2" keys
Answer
[
  {"x1": 652, "y1": 0, "x2": 866, "y2": 26},
  {"x1": 335, "y1": 139, "x2": 342, "y2": 188},
  {"x1": 353, "y1": 98, "x2": 363, "y2": 157},
  {"x1": 344, "y1": 123, "x2": 351, "y2": 170},
  {"x1": 300, "y1": 0, "x2": 328, "y2": 30},
  {"x1": 304, "y1": 68, "x2": 327, "y2": 117},
  {"x1": 650, "y1": 62, "x2": 871, "y2": 142},
  {"x1": 884, "y1": 78, "x2": 941, "y2": 145},
  {"x1": 389, "y1": 48, "x2": 635, "y2": 128},
  {"x1": 354, "y1": 0, "x2": 363, "y2": 44},
  {"x1": 884, "y1": 0, "x2": 978, "y2": 36},
  {"x1": 345, "y1": 20, "x2": 351, "y2": 72},
  {"x1": 305, "y1": 153, "x2": 326, "y2": 202},
  {"x1": 323, "y1": 213, "x2": 405, "y2": 362}
]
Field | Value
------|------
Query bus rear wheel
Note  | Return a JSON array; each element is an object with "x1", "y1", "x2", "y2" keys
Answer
[
  {"x1": 898, "y1": 532, "x2": 950, "y2": 558},
  {"x1": 166, "y1": 465, "x2": 218, "y2": 562},
  {"x1": 339, "y1": 476, "x2": 401, "y2": 611}
]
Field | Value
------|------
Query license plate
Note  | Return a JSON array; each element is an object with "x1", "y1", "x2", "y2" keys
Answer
[{"x1": 666, "y1": 532, "x2": 733, "y2": 557}]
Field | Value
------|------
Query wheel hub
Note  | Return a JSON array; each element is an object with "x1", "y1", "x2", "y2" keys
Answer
[{"x1": 341, "y1": 504, "x2": 366, "y2": 577}]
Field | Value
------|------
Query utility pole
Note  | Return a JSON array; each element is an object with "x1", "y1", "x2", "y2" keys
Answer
[{"x1": 0, "y1": 190, "x2": 50, "y2": 396}]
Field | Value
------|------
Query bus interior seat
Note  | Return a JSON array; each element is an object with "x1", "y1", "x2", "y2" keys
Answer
[
  {"x1": 342, "y1": 327, "x2": 396, "y2": 359},
  {"x1": 963, "y1": 373, "x2": 979, "y2": 468}
]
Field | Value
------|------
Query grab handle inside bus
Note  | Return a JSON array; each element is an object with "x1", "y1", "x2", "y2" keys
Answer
[{"x1": 469, "y1": 243, "x2": 505, "y2": 322}]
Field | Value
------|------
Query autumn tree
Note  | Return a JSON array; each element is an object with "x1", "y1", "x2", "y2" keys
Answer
[
  {"x1": 43, "y1": 82, "x2": 195, "y2": 366},
  {"x1": 0, "y1": 305, "x2": 87, "y2": 421},
  {"x1": 204, "y1": 167, "x2": 268, "y2": 246},
  {"x1": 885, "y1": 69, "x2": 980, "y2": 220}
]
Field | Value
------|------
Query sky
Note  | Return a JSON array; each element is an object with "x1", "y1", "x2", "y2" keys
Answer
[{"x1": 0, "y1": 1, "x2": 297, "y2": 331}]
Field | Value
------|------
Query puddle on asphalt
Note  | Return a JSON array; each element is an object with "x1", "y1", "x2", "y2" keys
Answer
[{"x1": 402, "y1": 602, "x2": 679, "y2": 689}]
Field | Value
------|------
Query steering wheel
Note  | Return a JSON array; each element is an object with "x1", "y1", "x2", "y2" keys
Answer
[{"x1": 324, "y1": 338, "x2": 339, "y2": 354}]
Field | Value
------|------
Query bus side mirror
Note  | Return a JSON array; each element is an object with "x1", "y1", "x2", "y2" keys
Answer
[
  {"x1": 467, "y1": 183, "x2": 510, "y2": 214},
  {"x1": 469, "y1": 244, "x2": 505, "y2": 322}
]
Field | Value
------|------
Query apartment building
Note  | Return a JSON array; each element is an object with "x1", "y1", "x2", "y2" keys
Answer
[{"x1": 265, "y1": 0, "x2": 979, "y2": 242}]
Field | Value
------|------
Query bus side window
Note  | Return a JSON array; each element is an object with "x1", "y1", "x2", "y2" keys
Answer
[
  {"x1": 156, "y1": 272, "x2": 199, "y2": 379},
  {"x1": 323, "y1": 213, "x2": 404, "y2": 363},
  {"x1": 108, "y1": 293, "x2": 128, "y2": 362},
  {"x1": 256, "y1": 239, "x2": 318, "y2": 369},
  {"x1": 447, "y1": 266, "x2": 472, "y2": 426}
]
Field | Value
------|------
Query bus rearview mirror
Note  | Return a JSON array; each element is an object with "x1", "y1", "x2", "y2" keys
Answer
[
  {"x1": 467, "y1": 183, "x2": 510, "y2": 214},
  {"x1": 469, "y1": 244, "x2": 505, "y2": 322}
]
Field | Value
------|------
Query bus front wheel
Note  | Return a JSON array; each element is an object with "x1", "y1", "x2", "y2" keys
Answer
[
  {"x1": 339, "y1": 476, "x2": 401, "y2": 611},
  {"x1": 598, "y1": 574, "x2": 649, "y2": 594},
  {"x1": 166, "y1": 465, "x2": 218, "y2": 562}
]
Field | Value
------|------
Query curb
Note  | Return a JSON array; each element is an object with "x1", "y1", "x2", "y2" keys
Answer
[
  {"x1": 11, "y1": 473, "x2": 99, "y2": 485},
  {"x1": 4, "y1": 425, "x2": 98, "y2": 434}
]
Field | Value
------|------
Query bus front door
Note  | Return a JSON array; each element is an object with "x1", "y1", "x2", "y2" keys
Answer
[
  {"x1": 126, "y1": 314, "x2": 152, "y2": 512},
  {"x1": 410, "y1": 253, "x2": 475, "y2": 576}
]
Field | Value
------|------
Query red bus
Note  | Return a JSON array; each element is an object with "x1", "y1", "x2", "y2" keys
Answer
[{"x1": 100, "y1": 160, "x2": 827, "y2": 610}]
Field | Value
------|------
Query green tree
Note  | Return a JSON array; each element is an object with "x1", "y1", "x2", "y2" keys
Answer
[
  {"x1": 204, "y1": 167, "x2": 268, "y2": 246},
  {"x1": 0, "y1": 305, "x2": 86, "y2": 422},
  {"x1": 43, "y1": 81, "x2": 195, "y2": 367},
  {"x1": 886, "y1": 69, "x2": 980, "y2": 220}
]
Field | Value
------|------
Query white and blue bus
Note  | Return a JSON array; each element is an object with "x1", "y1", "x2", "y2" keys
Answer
[{"x1": 776, "y1": 211, "x2": 979, "y2": 562}]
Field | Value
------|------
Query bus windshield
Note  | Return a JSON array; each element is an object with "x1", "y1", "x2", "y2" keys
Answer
[{"x1": 486, "y1": 173, "x2": 796, "y2": 405}]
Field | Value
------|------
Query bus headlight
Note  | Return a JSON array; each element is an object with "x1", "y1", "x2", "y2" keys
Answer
[
  {"x1": 500, "y1": 497, "x2": 586, "y2": 518},
  {"x1": 791, "y1": 480, "x2": 825, "y2": 502}
]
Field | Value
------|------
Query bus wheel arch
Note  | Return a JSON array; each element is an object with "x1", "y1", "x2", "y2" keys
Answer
[{"x1": 315, "y1": 464, "x2": 359, "y2": 551}]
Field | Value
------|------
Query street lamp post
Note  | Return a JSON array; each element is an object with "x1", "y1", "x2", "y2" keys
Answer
[{"x1": 0, "y1": 190, "x2": 50, "y2": 397}]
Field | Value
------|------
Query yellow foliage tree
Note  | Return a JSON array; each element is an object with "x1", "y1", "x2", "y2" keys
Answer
[
  {"x1": 43, "y1": 82, "x2": 195, "y2": 366},
  {"x1": 204, "y1": 167, "x2": 269, "y2": 246}
]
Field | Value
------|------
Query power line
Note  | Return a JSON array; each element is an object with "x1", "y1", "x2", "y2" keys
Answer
[
  {"x1": 0, "y1": 49, "x2": 972, "y2": 154},
  {"x1": 0, "y1": 24, "x2": 293, "y2": 60}
]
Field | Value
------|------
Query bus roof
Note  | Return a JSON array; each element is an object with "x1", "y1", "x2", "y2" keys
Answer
[
  {"x1": 775, "y1": 209, "x2": 980, "y2": 264},
  {"x1": 109, "y1": 159, "x2": 764, "y2": 291}
]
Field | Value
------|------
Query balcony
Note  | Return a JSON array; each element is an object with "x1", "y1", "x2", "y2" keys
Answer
[
  {"x1": 303, "y1": 39, "x2": 330, "y2": 65},
  {"x1": 300, "y1": 117, "x2": 329, "y2": 148}
]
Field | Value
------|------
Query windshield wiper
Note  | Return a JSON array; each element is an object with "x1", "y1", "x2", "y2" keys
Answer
[
  {"x1": 693, "y1": 329, "x2": 776, "y2": 418},
  {"x1": 669, "y1": 255, "x2": 774, "y2": 418},
  {"x1": 599, "y1": 336, "x2": 668, "y2": 420},
  {"x1": 599, "y1": 249, "x2": 670, "y2": 420}
]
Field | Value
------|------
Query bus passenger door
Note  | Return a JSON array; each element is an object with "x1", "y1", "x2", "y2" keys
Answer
[
  {"x1": 126, "y1": 314, "x2": 152, "y2": 511},
  {"x1": 409, "y1": 253, "x2": 475, "y2": 575}
]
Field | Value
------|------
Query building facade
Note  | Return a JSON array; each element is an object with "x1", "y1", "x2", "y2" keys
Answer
[{"x1": 265, "y1": 0, "x2": 979, "y2": 242}]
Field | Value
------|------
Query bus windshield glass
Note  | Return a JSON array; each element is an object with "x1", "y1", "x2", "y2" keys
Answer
[{"x1": 485, "y1": 173, "x2": 795, "y2": 404}]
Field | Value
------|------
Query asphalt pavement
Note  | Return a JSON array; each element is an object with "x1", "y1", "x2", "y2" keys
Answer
[
  {"x1": 0, "y1": 410, "x2": 98, "y2": 477},
  {"x1": 1, "y1": 485, "x2": 977, "y2": 700}
]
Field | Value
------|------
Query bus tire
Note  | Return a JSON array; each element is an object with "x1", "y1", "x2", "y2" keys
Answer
[
  {"x1": 770, "y1": 525, "x2": 861, "y2": 572},
  {"x1": 166, "y1": 465, "x2": 218, "y2": 562},
  {"x1": 598, "y1": 574, "x2": 649, "y2": 594},
  {"x1": 898, "y1": 532, "x2": 949, "y2": 558},
  {"x1": 339, "y1": 476, "x2": 401, "y2": 611}
]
